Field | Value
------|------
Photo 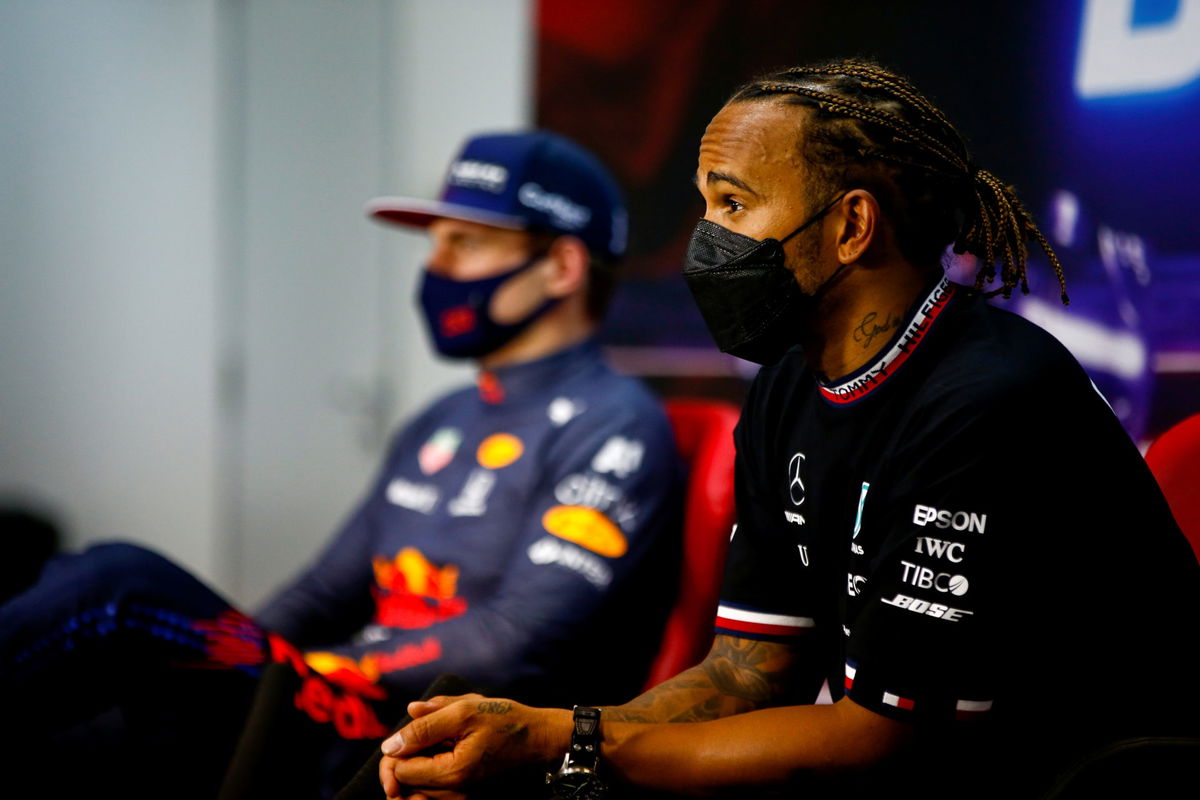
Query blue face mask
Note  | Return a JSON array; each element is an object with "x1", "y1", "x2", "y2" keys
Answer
[{"x1": 417, "y1": 252, "x2": 558, "y2": 359}]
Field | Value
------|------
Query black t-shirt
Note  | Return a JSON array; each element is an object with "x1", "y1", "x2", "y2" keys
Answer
[{"x1": 718, "y1": 277, "x2": 1200, "y2": 797}]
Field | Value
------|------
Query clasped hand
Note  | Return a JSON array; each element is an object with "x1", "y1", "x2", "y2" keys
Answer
[{"x1": 378, "y1": 693, "x2": 570, "y2": 799}]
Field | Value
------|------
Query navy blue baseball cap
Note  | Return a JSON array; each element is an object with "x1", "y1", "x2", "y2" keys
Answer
[{"x1": 366, "y1": 130, "x2": 628, "y2": 260}]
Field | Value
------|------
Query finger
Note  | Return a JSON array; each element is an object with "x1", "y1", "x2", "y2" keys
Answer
[
  {"x1": 406, "y1": 696, "x2": 449, "y2": 718},
  {"x1": 380, "y1": 755, "x2": 401, "y2": 798},
  {"x1": 389, "y1": 749, "x2": 473, "y2": 789},
  {"x1": 384, "y1": 702, "x2": 472, "y2": 757},
  {"x1": 410, "y1": 691, "x2": 484, "y2": 717},
  {"x1": 385, "y1": 696, "x2": 473, "y2": 754}
]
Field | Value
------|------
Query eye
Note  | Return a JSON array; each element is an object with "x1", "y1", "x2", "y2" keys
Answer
[{"x1": 725, "y1": 196, "x2": 744, "y2": 213}]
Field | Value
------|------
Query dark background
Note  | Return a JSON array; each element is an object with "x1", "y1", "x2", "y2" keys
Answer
[{"x1": 536, "y1": 0, "x2": 1200, "y2": 443}]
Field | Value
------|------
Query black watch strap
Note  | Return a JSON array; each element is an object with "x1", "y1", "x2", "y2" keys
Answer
[{"x1": 569, "y1": 705, "x2": 601, "y2": 771}]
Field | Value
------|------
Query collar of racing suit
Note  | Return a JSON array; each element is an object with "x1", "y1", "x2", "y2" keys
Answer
[{"x1": 475, "y1": 337, "x2": 602, "y2": 405}]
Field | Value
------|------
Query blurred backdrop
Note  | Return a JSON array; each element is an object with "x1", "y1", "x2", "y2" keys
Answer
[{"x1": 2, "y1": 0, "x2": 1197, "y2": 607}]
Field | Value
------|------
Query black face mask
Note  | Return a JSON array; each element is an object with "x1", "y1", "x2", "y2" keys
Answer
[{"x1": 682, "y1": 192, "x2": 847, "y2": 365}]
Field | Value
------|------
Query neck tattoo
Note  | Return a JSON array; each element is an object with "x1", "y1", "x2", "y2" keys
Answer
[{"x1": 853, "y1": 311, "x2": 901, "y2": 350}]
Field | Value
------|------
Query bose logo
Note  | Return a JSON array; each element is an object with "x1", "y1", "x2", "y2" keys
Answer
[
  {"x1": 881, "y1": 592, "x2": 974, "y2": 622},
  {"x1": 912, "y1": 504, "x2": 987, "y2": 534}
]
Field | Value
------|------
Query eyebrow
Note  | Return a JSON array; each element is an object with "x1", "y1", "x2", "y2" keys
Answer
[{"x1": 692, "y1": 170, "x2": 760, "y2": 197}]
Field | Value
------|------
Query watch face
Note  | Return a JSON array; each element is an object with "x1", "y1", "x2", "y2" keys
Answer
[{"x1": 551, "y1": 771, "x2": 607, "y2": 800}]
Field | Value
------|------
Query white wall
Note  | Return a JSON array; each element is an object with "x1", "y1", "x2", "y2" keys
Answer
[
  {"x1": 0, "y1": 2, "x2": 224, "y2": 581},
  {"x1": 0, "y1": 0, "x2": 533, "y2": 605},
  {"x1": 234, "y1": 0, "x2": 534, "y2": 607}
]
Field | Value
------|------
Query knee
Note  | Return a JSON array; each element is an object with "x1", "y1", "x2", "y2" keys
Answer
[{"x1": 82, "y1": 542, "x2": 186, "y2": 589}]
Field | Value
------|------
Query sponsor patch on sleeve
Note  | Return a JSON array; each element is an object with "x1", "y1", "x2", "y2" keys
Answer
[{"x1": 542, "y1": 504, "x2": 628, "y2": 557}]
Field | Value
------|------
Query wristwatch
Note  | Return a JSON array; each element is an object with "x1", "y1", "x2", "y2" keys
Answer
[{"x1": 546, "y1": 705, "x2": 607, "y2": 799}]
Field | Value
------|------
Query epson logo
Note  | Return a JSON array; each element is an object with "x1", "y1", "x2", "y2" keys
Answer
[
  {"x1": 912, "y1": 504, "x2": 986, "y2": 534},
  {"x1": 880, "y1": 592, "x2": 974, "y2": 622},
  {"x1": 447, "y1": 160, "x2": 508, "y2": 193}
]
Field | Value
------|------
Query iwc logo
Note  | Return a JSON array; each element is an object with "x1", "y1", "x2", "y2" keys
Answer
[{"x1": 787, "y1": 453, "x2": 807, "y2": 506}]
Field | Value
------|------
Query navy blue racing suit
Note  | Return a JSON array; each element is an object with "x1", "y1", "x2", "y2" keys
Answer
[
  {"x1": 0, "y1": 338, "x2": 681, "y2": 795},
  {"x1": 257, "y1": 336, "x2": 682, "y2": 706}
]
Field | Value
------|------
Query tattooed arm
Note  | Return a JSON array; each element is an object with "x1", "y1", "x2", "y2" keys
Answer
[
  {"x1": 603, "y1": 633, "x2": 819, "y2": 723},
  {"x1": 379, "y1": 635, "x2": 905, "y2": 797}
]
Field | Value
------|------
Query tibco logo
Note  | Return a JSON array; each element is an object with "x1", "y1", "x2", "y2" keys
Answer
[
  {"x1": 912, "y1": 504, "x2": 986, "y2": 534},
  {"x1": 900, "y1": 560, "x2": 969, "y2": 596}
]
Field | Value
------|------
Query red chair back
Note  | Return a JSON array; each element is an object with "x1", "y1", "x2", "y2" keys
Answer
[
  {"x1": 643, "y1": 398, "x2": 740, "y2": 690},
  {"x1": 1146, "y1": 413, "x2": 1200, "y2": 561}
]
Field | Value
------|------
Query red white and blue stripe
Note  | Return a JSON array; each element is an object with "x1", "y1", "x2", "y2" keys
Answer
[
  {"x1": 714, "y1": 602, "x2": 814, "y2": 638},
  {"x1": 819, "y1": 277, "x2": 955, "y2": 405}
]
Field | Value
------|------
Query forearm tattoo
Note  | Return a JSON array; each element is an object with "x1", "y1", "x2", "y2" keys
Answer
[{"x1": 605, "y1": 636, "x2": 794, "y2": 724}]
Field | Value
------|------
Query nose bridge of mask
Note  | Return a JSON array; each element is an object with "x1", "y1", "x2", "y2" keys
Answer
[{"x1": 686, "y1": 219, "x2": 784, "y2": 272}]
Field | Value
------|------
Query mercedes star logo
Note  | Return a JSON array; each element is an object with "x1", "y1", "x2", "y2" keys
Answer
[{"x1": 788, "y1": 452, "x2": 806, "y2": 506}]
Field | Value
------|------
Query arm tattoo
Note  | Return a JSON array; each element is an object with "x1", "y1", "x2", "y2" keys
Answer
[{"x1": 605, "y1": 636, "x2": 795, "y2": 724}]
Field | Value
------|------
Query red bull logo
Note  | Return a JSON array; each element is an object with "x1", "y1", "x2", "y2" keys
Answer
[
  {"x1": 267, "y1": 635, "x2": 388, "y2": 739},
  {"x1": 372, "y1": 547, "x2": 468, "y2": 628},
  {"x1": 305, "y1": 638, "x2": 444, "y2": 686}
]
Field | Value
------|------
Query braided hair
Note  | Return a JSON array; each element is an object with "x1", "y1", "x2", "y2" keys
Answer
[{"x1": 730, "y1": 60, "x2": 1068, "y2": 303}]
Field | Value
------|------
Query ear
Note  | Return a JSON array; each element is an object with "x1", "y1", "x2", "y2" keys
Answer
[
  {"x1": 833, "y1": 189, "x2": 880, "y2": 264},
  {"x1": 541, "y1": 235, "x2": 590, "y2": 299}
]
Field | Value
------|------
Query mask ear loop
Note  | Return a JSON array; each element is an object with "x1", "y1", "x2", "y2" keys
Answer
[
  {"x1": 776, "y1": 190, "x2": 855, "y2": 297},
  {"x1": 776, "y1": 190, "x2": 850, "y2": 247}
]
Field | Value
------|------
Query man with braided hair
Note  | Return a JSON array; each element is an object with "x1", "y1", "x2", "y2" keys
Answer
[{"x1": 376, "y1": 61, "x2": 1200, "y2": 800}]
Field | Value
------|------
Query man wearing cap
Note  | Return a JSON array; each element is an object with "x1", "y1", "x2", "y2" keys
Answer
[{"x1": 0, "y1": 131, "x2": 681, "y2": 798}]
